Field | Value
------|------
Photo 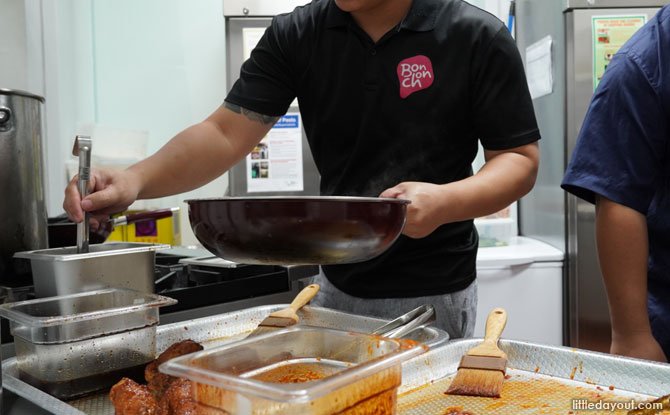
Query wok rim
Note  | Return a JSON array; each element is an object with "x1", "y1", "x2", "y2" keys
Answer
[{"x1": 184, "y1": 196, "x2": 411, "y2": 204}]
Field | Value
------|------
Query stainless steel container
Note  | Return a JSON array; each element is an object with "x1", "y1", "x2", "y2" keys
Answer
[
  {"x1": 0, "y1": 89, "x2": 48, "y2": 279},
  {"x1": 14, "y1": 242, "x2": 171, "y2": 298},
  {"x1": 0, "y1": 288, "x2": 177, "y2": 400}
]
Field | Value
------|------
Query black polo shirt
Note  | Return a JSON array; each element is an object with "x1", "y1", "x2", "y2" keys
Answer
[{"x1": 225, "y1": 0, "x2": 540, "y2": 298}]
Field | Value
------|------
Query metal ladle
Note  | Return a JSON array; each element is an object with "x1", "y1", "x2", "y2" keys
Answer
[{"x1": 72, "y1": 136, "x2": 92, "y2": 253}]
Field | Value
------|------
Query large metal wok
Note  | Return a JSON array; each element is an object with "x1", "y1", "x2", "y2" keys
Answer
[{"x1": 185, "y1": 196, "x2": 409, "y2": 265}]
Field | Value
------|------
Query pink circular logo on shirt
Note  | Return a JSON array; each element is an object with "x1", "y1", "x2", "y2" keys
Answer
[{"x1": 397, "y1": 55, "x2": 434, "y2": 99}]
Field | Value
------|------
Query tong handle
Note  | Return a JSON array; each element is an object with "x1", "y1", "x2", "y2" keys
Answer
[
  {"x1": 371, "y1": 304, "x2": 436, "y2": 339},
  {"x1": 73, "y1": 136, "x2": 92, "y2": 253}
]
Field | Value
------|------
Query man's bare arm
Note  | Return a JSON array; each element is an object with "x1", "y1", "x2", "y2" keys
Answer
[
  {"x1": 595, "y1": 195, "x2": 667, "y2": 362},
  {"x1": 130, "y1": 104, "x2": 279, "y2": 199},
  {"x1": 223, "y1": 102, "x2": 279, "y2": 125},
  {"x1": 380, "y1": 142, "x2": 539, "y2": 238},
  {"x1": 64, "y1": 104, "x2": 278, "y2": 222}
]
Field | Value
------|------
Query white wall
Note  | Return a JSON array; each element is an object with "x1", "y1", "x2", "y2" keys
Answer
[
  {"x1": 33, "y1": 0, "x2": 229, "y2": 245},
  {"x1": 0, "y1": 0, "x2": 29, "y2": 90},
  {"x1": 87, "y1": 0, "x2": 229, "y2": 245},
  {"x1": 39, "y1": 1, "x2": 96, "y2": 221}
]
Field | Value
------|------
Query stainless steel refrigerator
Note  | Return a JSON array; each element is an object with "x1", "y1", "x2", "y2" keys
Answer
[
  {"x1": 223, "y1": 0, "x2": 320, "y2": 197},
  {"x1": 515, "y1": 0, "x2": 665, "y2": 351}
]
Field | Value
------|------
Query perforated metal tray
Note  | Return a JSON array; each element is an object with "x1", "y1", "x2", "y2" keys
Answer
[
  {"x1": 2, "y1": 304, "x2": 447, "y2": 415},
  {"x1": 398, "y1": 338, "x2": 670, "y2": 415},
  {"x1": 7, "y1": 308, "x2": 669, "y2": 415}
]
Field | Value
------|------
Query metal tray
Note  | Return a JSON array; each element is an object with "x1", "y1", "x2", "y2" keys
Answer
[
  {"x1": 9, "y1": 307, "x2": 669, "y2": 415},
  {"x1": 1, "y1": 304, "x2": 448, "y2": 415},
  {"x1": 397, "y1": 338, "x2": 670, "y2": 414}
]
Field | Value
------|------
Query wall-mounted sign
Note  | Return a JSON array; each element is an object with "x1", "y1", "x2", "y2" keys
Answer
[
  {"x1": 592, "y1": 15, "x2": 647, "y2": 91},
  {"x1": 242, "y1": 27, "x2": 266, "y2": 61},
  {"x1": 246, "y1": 114, "x2": 304, "y2": 193},
  {"x1": 526, "y1": 35, "x2": 553, "y2": 100}
]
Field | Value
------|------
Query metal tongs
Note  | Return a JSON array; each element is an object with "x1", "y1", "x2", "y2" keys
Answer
[
  {"x1": 329, "y1": 304, "x2": 436, "y2": 361},
  {"x1": 72, "y1": 136, "x2": 92, "y2": 253},
  {"x1": 371, "y1": 304, "x2": 436, "y2": 338}
]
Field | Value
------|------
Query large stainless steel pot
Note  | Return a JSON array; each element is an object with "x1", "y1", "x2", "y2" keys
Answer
[
  {"x1": 186, "y1": 196, "x2": 409, "y2": 265},
  {"x1": 0, "y1": 89, "x2": 48, "y2": 279}
]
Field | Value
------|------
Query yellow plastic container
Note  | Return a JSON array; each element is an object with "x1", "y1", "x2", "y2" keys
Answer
[
  {"x1": 126, "y1": 210, "x2": 181, "y2": 246},
  {"x1": 106, "y1": 218, "x2": 126, "y2": 242},
  {"x1": 112, "y1": 210, "x2": 181, "y2": 246}
]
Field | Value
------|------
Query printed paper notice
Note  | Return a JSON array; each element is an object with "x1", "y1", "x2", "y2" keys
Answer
[
  {"x1": 247, "y1": 114, "x2": 304, "y2": 193},
  {"x1": 592, "y1": 15, "x2": 646, "y2": 91},
  {"x1": 242, "y1": 27, "x2": 266, "y2": 60},
  {"x1": 525, "y1": 35, "x2": 553, "y2": 100},
  {"x1": 242, "y1": 26, "x2": 298, "y2": 108}
]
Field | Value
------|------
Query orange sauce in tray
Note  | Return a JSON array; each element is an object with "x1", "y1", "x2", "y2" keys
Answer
[
  {"x1": 249, "y1": 362, "x2": 334, "y2": 384},
  {"x1": 398, "y1": 368, "x2": 668, "y2": 415}
]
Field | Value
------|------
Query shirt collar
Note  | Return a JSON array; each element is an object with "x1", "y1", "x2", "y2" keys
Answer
[
  {"x1": 325, "y1": 0, "x2": 440, "y2": 32},
  {"x1": 324, "y1": 1, "x2": 352, "y2": 28},
  {"x1": 400, "y1": 0, "x2": 440, "y2": 32}
]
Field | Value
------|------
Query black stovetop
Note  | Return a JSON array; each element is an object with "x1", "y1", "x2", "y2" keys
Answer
[{"x1": 152, "y1": 252, "x2": 291, "y2": 313}]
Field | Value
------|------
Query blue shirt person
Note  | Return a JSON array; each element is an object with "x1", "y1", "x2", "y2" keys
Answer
[{"x1": 562, "y1": 5, "x2": 670, "y2": 363}]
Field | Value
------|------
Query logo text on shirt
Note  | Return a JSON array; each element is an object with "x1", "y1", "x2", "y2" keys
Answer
[{"x1": 397, "y1": 55, "x2": 434, "y2": 99}]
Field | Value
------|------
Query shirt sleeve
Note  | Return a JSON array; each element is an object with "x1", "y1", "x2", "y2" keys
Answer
[
  {"x1": 561, "y1": 52, "x2": 666, "y2": 214},
  {"x1": 470, "y1": 27, "x2": 541, "y2": 150},
  {"x1": 225, "y1": 16, "x2": 297, "y2": 117}
]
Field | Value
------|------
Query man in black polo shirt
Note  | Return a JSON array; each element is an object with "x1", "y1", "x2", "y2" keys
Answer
[{"x1": 64, "y1": 0, "x2": 540, "y2": 339}]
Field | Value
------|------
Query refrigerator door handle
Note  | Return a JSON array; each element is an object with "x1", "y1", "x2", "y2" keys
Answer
[{"x1": 477, "y1": 258, "x2": 535, "y2": 270}]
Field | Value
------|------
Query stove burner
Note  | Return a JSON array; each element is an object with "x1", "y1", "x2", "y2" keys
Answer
[
  {"x1": 154, "y1": 255, "x2": 189, "y2": 292},
  {"x1": 152, "y1": 253, "x2": 290, "y2": 313}
]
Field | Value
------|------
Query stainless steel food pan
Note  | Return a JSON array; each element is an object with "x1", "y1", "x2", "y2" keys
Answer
[
  {"x1": 0, "y1": 288, "x2": 177, "y2": 400},
  {"x1": 14, "y1": 242, "x2": 170, "y2": 297}
]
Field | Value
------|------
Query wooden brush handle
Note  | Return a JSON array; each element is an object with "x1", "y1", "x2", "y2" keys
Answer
[
  {"x1": 470, "y1": 308, "x2": 507, "y2": 358},
  {"x1": 288, "y1": 284, "x2": 320, "y2": 312},
  {"x1": 484, "y1": 308, "x2": 507, "y2": 343}
]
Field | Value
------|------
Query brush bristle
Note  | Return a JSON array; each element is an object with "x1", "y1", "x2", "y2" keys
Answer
[{"x1": 445, "y1": 368, "x2": 504, "y2": 398}]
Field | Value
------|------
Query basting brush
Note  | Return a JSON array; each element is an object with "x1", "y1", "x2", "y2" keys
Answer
[
  {"x1": 246, "y1": 284, "x2": 319, "y2": 338},
  {"x1": 445, "y1": 308, "x2": 508, "y2": 398}
]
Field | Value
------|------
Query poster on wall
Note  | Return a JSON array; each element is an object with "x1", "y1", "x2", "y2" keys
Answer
[
  {"x1": 592, "y1": 15, "x2": 647, "y2": 91},
  {"x1": 242, "y1": 27, "x2": 299, "y2": 107},
  {"x1": 525, "y1": 35, "x2": 553, "y2": 99},
  {"x1": 242, "y1": 27, "x2": 266, "y2": 60},
  {"x1": 246, "y1": 114, "x2": 304, "y2": 193}
]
